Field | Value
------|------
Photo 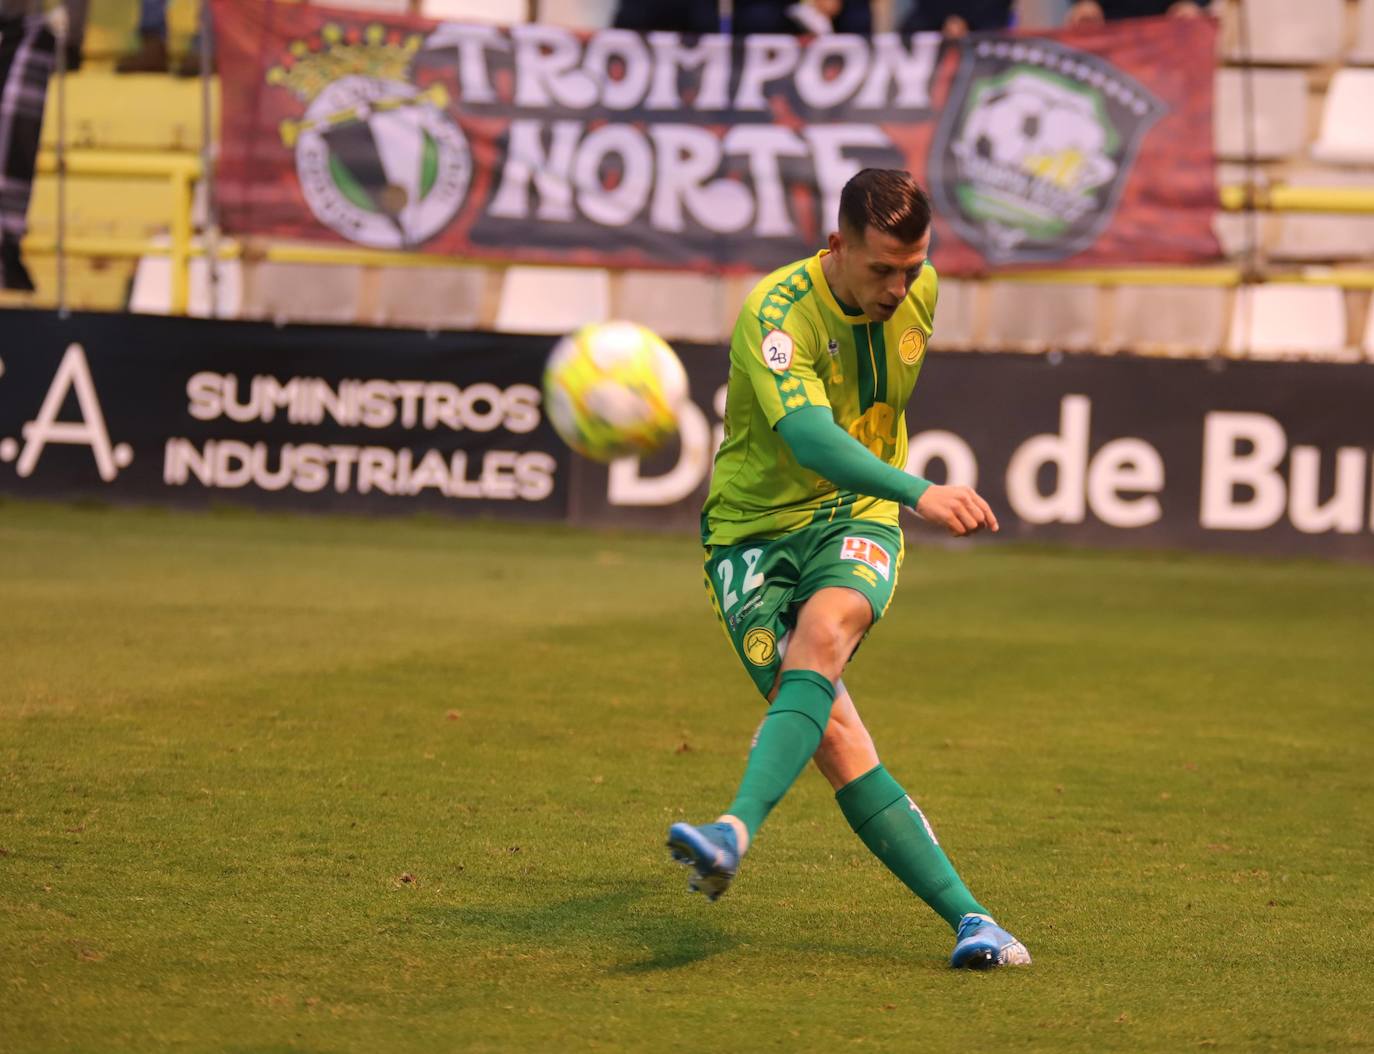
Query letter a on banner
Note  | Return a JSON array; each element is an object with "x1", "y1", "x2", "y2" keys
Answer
[{"x1": 17, "y1": 344, "x2": 132, "y2": 481}]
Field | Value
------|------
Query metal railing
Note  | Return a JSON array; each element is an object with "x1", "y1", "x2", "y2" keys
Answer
[{"x1": 19, "y1": 148, "x2": 1374, "y2": 315}]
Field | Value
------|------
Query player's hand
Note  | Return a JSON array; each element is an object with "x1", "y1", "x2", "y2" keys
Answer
[
  {"x1": 942, "y1": 14, "x2": 970, "y2": 38},
  {"x1": 1066, "y1": 0, "x2": 1105, "y2": 25},
  {"x1": 914, "y1": 484, "x2": 1000, "y2": 537}
]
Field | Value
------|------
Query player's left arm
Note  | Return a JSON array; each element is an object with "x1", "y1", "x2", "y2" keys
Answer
[{"x1": 777, "y1": 409, "x2": 998, "y2": 536}]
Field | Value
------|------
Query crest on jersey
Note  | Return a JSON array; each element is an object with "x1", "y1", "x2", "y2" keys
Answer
[
  {"x1": 929, "y1": 38, "x2": 1164, "y2": 264},
  {"x1": 898, "y1": 327, "x2": 927, "y2": 366},
  {"x1": 268, "y1": 24, "x2": 472, "y2": 250}
]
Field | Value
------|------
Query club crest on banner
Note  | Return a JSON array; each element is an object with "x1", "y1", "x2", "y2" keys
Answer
[
  {"x1": 929, "y1": 37, "x2": 1164, "y2": 265},
  {"x1": 267, "y1": 24, "x2": 472, "y2": 250}
]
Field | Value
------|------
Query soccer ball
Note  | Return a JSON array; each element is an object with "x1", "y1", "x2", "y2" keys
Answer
[
  {"x1": 542, "y1": 321, "x2": 689, "y2": 462},
  {"x1": 957, "y1": 73, "x2": 1114, "y2": 191}
]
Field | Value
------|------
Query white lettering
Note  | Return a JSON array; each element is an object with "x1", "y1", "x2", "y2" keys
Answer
[
  {"x1": 511, "y1": 24, "x2": 596, "y2": 109},
  {"x1": 488, "y1": 119, "x2": 580, "y2": 222},
  {"x1": 17, "y1": 344, "x2": 130, "y2": 482},
  {"x1": 1288, "y1": 446, "x2": 1366, "y2": 534},
  {"x1": 906, "y1": 430, "x2": 978, "y2": 488},
  {"x1": 608, "y1": 399, "x2": 712, "y2": 506},
  {"x1": 734, "y1": 34, "x2": 801, "y2": 110},
  {"x1": 1005, "y1": 395, "x2": 1091, "y2": 525},
  {"x1": 1087, "y1": 437, "x2": 1164, "y2": 529},
  {"x1": 645, "y1": 32, "x2": 732, "y2": 110},
  {"x1": 582, "y1": 29, "x2": 652, "y2": 110},
  {"x1": 648, "y1": 124, "x2": 753, "y2": 233},
  {"x1": 1199, "y1": 412, "x2": 1287, "y2": 530}
]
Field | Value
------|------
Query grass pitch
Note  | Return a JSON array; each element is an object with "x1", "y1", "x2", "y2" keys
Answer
[{"x1": 2, "y1": 501, "x2": 1371, "y2": 1052}]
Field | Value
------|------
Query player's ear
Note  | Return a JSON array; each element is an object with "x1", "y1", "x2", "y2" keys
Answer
[{"x1": 827, "y1": 230, "x2": 844, "y2": 255}]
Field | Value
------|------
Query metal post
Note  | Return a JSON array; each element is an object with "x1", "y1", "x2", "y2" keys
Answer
[
  {"x1": 50, "y1": 2, "x2": 68, "y2": 316},
  {"x1": 199, "y1": 0, "x2": 217, "y2": 317}
]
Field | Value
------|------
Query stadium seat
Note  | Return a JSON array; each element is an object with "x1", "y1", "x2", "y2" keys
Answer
[
  {"x1": 1226, "y1": 284, "x2": 1348, "y2": 360},
  {"x1": 930, "y1": 278, "x2": 977, "y2": 352},
  {"x1": 537, "y1": 0, "x2": 617, "y2": 27},
  {"x1": 130, "y1": 248, "x2": 242, "y2": 319},
  {"x1": 317, "y1": 0, "x2": 410, "y2": 11},
  {"x1": 982, "y1": 283, "x2": 1099, "y2": 354},
  {"x1": 495, "y1": 266, "x2": 611, "y2": 334},
  {"x1": 1107, "y1": 286, "x2": 1228, "y2": 357},
  {"x1": 367, "y1": 267, "x2": 492, "y2": 331},
  {"x1": 420, "y1": 0, "x2": 527, "y2": 22},
  {"x1": 1214, "y1": 70, "x2": 1309, "y2": 160},
  {"x1": 1271, "y1": 214, "x2": 1374, "y2": 260},
  {"x1": 1223, "y1": 0, "x2": 1343, "y2": 64},
  {"x1": 1211, "y1": 212, "x2": 1268, "y2": 259},
  {"x1": 39, "y1": 71, "x2": 211, "y2": 152},
  {"x1": 240, "y1": 262, "x2": 363, "y2": 325},
  {"x1": 613, "y1": 271, "x2": 725, "y2": 343},
  {"x1": 720, "y1": 271, "x2": 768, "y2": 336},
  {"x1": 1353, "y1": 0, "x2": 1374, "y2": 64},
  {"x1": 1311, "y1": 70, "x2": 1374, "y2": 164}
]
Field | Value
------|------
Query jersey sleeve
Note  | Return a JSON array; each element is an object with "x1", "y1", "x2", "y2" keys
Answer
[{"x1": 734, "y1": 312, "x2": 830, "y2": 429}]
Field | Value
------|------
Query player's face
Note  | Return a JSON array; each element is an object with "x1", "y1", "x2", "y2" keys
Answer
[{"x1": 832, "y1": 226, "x2": 931, "y2": 322}]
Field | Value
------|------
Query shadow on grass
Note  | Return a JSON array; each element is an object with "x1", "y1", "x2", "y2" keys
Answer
[{"x1": 418, "y1": 884, "x2": 737, "y2": 975}]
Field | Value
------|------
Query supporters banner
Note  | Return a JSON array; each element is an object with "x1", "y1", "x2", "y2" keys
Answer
[
  {"x1": 0, "y1": 311, "x2": 569, "y2": 519},
  {"x1": 210, "y1": 2, "x2": 1218, "y2": 274}
]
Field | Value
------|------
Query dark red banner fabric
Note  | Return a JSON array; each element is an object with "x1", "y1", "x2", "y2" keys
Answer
[{"x1": 212, "y1": 1, "x2": 1219, "y2": 274}]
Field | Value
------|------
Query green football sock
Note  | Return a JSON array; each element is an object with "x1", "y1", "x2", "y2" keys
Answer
[
  {"x1": 836, "y1": 764, "x2": 988, "y2": 930},
  {"x1": 724, "y1": 669, "x2": 836, "y2": 842}
]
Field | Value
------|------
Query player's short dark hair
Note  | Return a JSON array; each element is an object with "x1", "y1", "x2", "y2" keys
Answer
[{"x1": 838, "y1": 169, "x2": 932, "y2": 244}]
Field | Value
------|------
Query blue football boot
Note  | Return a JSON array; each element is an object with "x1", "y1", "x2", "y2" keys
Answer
[
  {"x1": 950, "y1": 913, "x2": 1032, "y2": 969},
  {"x1": 666, "y1": 821, "x2": 740, "y2": 902}
]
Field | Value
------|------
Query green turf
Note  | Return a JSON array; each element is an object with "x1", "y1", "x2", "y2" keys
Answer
[{"x1": 2, "y1": 501, "x2": 1371, "y2": 1052}]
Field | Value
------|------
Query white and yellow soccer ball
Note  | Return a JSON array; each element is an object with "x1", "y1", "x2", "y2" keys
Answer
[{"x1": 542, "y1": 321, "x2": 689, "y2": 462}]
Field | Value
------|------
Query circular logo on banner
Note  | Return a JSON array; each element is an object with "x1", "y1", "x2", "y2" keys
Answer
[
  {"x1": 293, "y1": 76, "x2": 471, "y2": 250},
  {"x1": 761, "y1": 330, "x2": 795, "y2": 374},
  {"x1": 898, "y1": 326, "x2": 927, "y2": 366},
  {"x1": 743, "y1": 627, "x2": 777, "y2": 666}
]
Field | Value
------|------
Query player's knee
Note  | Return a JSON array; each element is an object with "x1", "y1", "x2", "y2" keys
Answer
[{"x1": 788, "y1": 621, "x2": 854, "y2": 679}]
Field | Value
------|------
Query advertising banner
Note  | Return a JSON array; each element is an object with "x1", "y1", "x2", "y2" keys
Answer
[
  {"x1": 577, "y1": 349, "x2": 1374, "y2": 563},
  {"x1": 0, "y1": 311, "x2": 569, "y2": 519},
  {"x1": 3, "y1": 311, "x2": 1368, "y2": 561},
  {"x1": 212, "y1": 2, "x2": 1218, "y2": 275}
]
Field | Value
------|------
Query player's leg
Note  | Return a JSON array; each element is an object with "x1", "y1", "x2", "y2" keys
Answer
[
  {"x1": 815, "y1": 689, "x2": 1030, "y2": 967},
  {"x1": 667, "y1": 585, "x2": 866, "y2": 900},
  {"x1": 815, "y1": 689, "x2": 988, "y2": 926},
  {"x1": 715, "y1": 585, "x2": 869, "y2": 842}
]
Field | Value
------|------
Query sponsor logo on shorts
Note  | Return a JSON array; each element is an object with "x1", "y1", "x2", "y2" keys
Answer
[
  {"x1": 840, "y1": 536, "x2": 891, "y2": 581},
  {"x1": 761, "y1": 330, "x2": 794, "y2": 374},
  {"x1": 851, "y1": 565, "x2": 878, "y2": 587},
  {"x1": 743, "y1": 626, "x2": 777, "y2": 666},
  {"x1": 727, "y1": 592, "x2": 765, "y2": 629}
]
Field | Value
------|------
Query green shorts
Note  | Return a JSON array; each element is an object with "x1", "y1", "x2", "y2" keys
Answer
[{"x1": 703, "y1": 519, "x2": 905, "y2": 699}]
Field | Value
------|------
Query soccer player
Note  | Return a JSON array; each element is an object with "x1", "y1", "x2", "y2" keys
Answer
[{"x1": 667, "y1": 169, "x2": 1030, "y2": 969}]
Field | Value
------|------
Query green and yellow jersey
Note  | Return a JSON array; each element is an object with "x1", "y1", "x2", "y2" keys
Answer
[{"x1": 701, "y1": 249, "x2": 938, "y2": 547}]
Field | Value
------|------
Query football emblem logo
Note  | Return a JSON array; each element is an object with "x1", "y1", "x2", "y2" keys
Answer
[
  {"x1": 898, "y1": 327, "x2": 927, "y2": 366},
  {"x1": 268, "y1": 24, "x2": 472, "y2": 250},
  {"x1": 743, "y1": 627, "x2": 777, "y2": 666}
]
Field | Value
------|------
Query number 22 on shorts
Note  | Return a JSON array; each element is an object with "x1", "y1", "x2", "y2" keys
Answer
[{"x1": 716, "y1": 547, "x2": 764, "y2": 611}]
